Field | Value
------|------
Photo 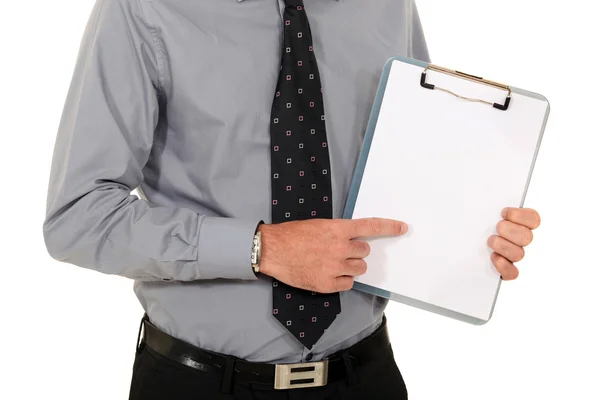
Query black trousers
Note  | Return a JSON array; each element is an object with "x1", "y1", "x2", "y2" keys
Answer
[{"x1": 128, "y1": 341, "x2": 408, "y2": 400}]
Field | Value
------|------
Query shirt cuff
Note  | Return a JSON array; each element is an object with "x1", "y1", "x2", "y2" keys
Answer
[{"x1": 196, "y1": 216, "x2": 261, "y2": 280}]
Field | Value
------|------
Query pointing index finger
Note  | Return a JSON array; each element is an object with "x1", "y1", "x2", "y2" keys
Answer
[{"x1": 349, "y1": 218, "x2": 408, "y2": 239}]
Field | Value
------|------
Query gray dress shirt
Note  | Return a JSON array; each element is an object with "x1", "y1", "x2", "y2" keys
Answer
[{"x1": 43, "y1": 0, "x2": 429, "y2": 363}]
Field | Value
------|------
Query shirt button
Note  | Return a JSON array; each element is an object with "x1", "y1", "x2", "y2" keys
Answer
[{"x1": 306, "y1": 353, "x2": 313, "y2": 361}]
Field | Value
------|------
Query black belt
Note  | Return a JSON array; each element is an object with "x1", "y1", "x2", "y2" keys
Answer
[{"x1": 139, "y1": 315, "x2": 390, "y2": 390}]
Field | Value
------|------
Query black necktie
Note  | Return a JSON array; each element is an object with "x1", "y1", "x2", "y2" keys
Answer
[{"x1": 269, "y1": 0, "x2": 341, "y2": 350}]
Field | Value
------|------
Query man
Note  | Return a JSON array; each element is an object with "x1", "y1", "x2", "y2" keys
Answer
[{"x1": 43, "y1": 0, "x2": 541, "y2": 399}]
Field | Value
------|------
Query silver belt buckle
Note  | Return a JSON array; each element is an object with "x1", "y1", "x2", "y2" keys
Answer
[{"x1": 274, "y1": 359, "x2": 329, "y2": 390}]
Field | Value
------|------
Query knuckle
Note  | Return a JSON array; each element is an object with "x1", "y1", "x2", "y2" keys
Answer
[
  {"x1": 496, "y1": 220, "x2": 507, "y2": 233},
  {"x1": 335, "y1": 220, "x2": 350, "y2": 234},
  {"x1": 507, "y1": 208, "x2": 517, "y2": 221},
  {"x1": 489, "y1": 235, "x2": 501, "y2": 250},
  {"x1": 514, "y1": 247, "x2": 525, "y2": 262},
  {"x1": 490, "y1": 252, "x2": 501, "y2": 264},
  {"x1": 327, "y1": 224, "x2": 344, "y2": 241},
  {"x1": 492, "y1": 252, "x2": 507, "y2": 269},
  {"x1": 328, "y1": 261, "x2": 344, "y2": 275},
  {"x1": 348, "y1": 220, "x2": 362, "y2": 235},
  {"x1": 522, "y1": 230, "x2": 534, "y2": 246},
  {"x1": 367, "y1": 218, "x2": 382, "y2": 235},
  {"x1": 332, "y1": 242, "x2": 348, "y2": 257}
]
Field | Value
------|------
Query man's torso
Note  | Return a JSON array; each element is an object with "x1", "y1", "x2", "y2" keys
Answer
[{"x1": 133, "y1": 0, "x2": 428, "y2": 363}]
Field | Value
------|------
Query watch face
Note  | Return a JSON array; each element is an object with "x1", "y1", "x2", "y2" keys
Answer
[
  {"x1": 251, "y1": 240, "x2": 258, "y2": 264},
  {"x1": 251, "y1": 231, "x2": 261, "y2": 265}
]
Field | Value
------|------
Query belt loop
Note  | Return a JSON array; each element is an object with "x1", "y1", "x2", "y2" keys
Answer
[
  {"x1": 221, "y1": 355, "x2": 237, "y2": 394},
  {"x1": 342, "y1": 352, "x2": 358, "y2": 387}
]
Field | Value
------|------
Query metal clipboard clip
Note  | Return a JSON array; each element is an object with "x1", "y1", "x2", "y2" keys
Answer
[{"x1": 420, "y1": 64, "x2": 512, "y2": 111}]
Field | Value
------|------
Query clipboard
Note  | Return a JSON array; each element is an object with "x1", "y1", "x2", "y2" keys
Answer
[{"x1": 343, "y1": 56, "x2": 550, "y2": 324}]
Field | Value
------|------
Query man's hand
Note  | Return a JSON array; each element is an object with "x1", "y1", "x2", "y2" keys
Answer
[
  {"x1": 488, "y1": 207, "x2": 541, "y2": 280},
  {"x1": 258, "y1": 218, "x2": 407, "y2": 293}
]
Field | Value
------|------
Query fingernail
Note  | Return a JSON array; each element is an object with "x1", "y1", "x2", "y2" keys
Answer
[
  {"x1": 400, "y1": 223, "x2": 408, "y2": 235},
  {"x1": 501, "y1": 208, "x2": 508, "y2": 219}
]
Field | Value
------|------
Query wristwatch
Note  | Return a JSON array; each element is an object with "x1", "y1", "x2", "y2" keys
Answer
[{"x1": 251, "y1": 226, "x2": 262, "y2": 275}]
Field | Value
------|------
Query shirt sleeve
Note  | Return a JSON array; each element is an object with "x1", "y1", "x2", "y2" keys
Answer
[
  {"x1": 43, "y1": 0, "x2": 259, "y2": 282},
  {"x1": 408, "y1": 1, "x2": 431, "y2": 63}
]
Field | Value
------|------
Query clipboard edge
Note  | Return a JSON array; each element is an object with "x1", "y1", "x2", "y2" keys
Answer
[
  {"x1": 512, "y1": 86, "x2": 551, "y2": 209},
  {"x1": 353, "y1": 281, "x2": 494, "y2": 325}
]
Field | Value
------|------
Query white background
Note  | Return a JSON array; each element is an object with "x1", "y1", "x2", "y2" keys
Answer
[{"x1": 0, "y1": 0, "x2": 598, "y2": 399}]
